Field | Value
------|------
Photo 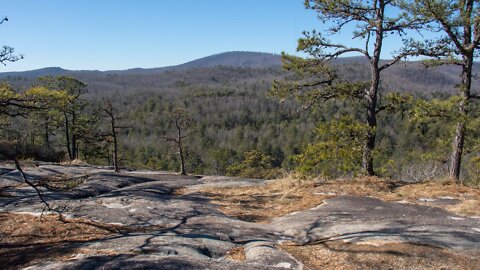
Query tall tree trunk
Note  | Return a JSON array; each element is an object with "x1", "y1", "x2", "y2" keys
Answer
[
  {"x1": 363, "y1": 72, "x2": 379, "y2": 176},
  {"x1": 362, "y1": 5, "x2": 384, "y2": 176},
  {"x1": 450, "y1": 122, "x2": 466, "y2": 182},
  {"x1": 64, "y1": 112, "x2": 72, "y2": 160},
  {"x1": 75, "y1": 142, "x2": 79, "y2": 160},
  {"x1": 449, "y1": 55, "x2": 472, "y2": 183},
  {"x1": 111, "y1": 117, "x2": 119, "y2": 172},
  {"x1": 71, "y1": 111, "x2": 77, "y2": 160},
  {"x1": 113, "y1": 136, "x2": 119, "y2": 172},
  {"x1": 178, "y1": 128, "x2": 186, "y2": 175},
  {"x1": 44, "y1": 120, "x2": 49, "y2": 149},
  {"x1": 30, "y1": 130, "x2": 35, "y2": 146},
  {"x1": 179, "y1": 144, "x2": 186, "y2": 175}
]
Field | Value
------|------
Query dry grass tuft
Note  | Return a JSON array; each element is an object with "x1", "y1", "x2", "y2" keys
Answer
[
  {"x1": 389, "y1": 181, "x2": 479, "y2": 200},
  {"x1": 200, "y1": 176, "x2": 329, "y2": 222},
  {"x1": 61, "y1": 159, "x2": 88, "y2": 166},
  {"x1": 0, "y1": 212, "x2": 120, "y2": 269},
  {"x1": 200, "y1": 175, "x2": 480, "y2": 221},
  {"x1": 0, "y1": 211, "x2": 180, "y2": 269},
  {"x1": 446, "y1": 199, "x2": 480, "y2": 217},
  {"x1": 225, "y1": 246, "x2": 246, "y2": 262},
  {"x1": 280, "y1": 241, "x2": 480, "y2": 270},
  {"x1": 37, "y1": 174, "x2": 87, "y2": 191},
  {"x1": 311, "y1": 177, "x2": 480, "y2": 216},
  {"x1": 172, "y1": 187, "x2": 188, "y2": 195},
  {"x1": 0, "y1": 212, "x2": 115, "y2": 245},
  {"x1": 15, "y1": 159, "x2": 39, "y2": 168},
  {"x1": 314, "y1": 176, "x2": 397, "y2": 195}
]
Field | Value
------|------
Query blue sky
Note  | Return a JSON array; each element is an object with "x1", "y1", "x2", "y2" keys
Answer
[{"x1": 1, "y1": 0, "x2": 409, "y2": 72}]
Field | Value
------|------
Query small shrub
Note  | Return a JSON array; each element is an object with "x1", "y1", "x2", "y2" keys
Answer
[
  {"x1": 294, "y1": 116, "x2": 368, "y2": 179},
  {"x1": 226, "y1": 150, "x2": 281, "y2": 179},
  {"x1": 465, "y1": 156, "x2": 480, "y2": 186}
]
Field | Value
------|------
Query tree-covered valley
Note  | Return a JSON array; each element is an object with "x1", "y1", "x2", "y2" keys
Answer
[{"x1": 1, "y1": 51, "x2": 479, "y2": 184}]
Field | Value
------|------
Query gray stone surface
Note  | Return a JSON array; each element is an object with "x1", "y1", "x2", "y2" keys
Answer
[
  {"x1": 270, "y1": 195, "x2": 480, "y2": 250},
  {"x1": 24, "y1": 255, "x2": 280, "y2": 270},
  {"x1": 1, "y1": 163, "x2": 479, "y2": 269}
]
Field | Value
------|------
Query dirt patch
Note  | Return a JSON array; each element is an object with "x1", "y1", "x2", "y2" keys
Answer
[
  {"x1": 280, "y1": 241, "x2": 480, "y2": 270},
  {"x1": 199, "y1": 178, "x2": 329, "y2": 222},
  {"x1": 0, "y1": 212, "x2": 119, "y2": 269}
]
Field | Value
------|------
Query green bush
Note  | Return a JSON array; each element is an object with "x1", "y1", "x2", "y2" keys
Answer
[{"x1": 226, "y1": 149, "x2": 282, "y2": 179}]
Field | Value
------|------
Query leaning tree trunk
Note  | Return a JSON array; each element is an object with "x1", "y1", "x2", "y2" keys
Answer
[{"x1": 449, "y1": 56, "x2": 472, "y2": 183}]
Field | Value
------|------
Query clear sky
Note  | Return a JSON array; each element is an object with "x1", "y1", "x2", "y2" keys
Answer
[{"x1": 1, "y1": 0, "x2": 408, "y2": 72}]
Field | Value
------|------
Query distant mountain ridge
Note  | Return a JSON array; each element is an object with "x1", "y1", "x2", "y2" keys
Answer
[
  {"x1": 1, "y1": 51, "x2": 462, "y2": 78},
  {"x1": 0, "y1": 51, "x2": 478, "y2": 96}
]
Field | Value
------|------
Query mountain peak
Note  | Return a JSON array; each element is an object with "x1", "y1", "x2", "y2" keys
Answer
[{"x1": 177, "y1": 51, "x2": 282, "y2": 69}]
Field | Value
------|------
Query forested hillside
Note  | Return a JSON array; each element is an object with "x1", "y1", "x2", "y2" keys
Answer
[{"x1": 1, "y1": 52, "x2": 479, "y2": 183}]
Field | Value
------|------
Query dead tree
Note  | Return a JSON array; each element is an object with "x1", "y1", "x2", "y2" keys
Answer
[
  {"x1": 0, "y1": 17, "x2": 23, "y2": 65},
  {"x1": 0, "y1": 95, "x2": 52, "y2": 211},
  {"x1": 103, "y1": 99, "x2": 127, "y2": 173},
  {"x1": 161, "y1": 107, "x2": 192, "y2": 175}
]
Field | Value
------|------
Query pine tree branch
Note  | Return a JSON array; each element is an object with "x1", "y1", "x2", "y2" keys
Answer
[
  {"x1": 469, "y1": 93, "x2": 480, "y2": 100},
  {"x1": 423, "y1": 1, "x2": 466, "y2": 54},
  {"x1": 379, "y1": 50, "x2": 418, "y2": 72}
]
